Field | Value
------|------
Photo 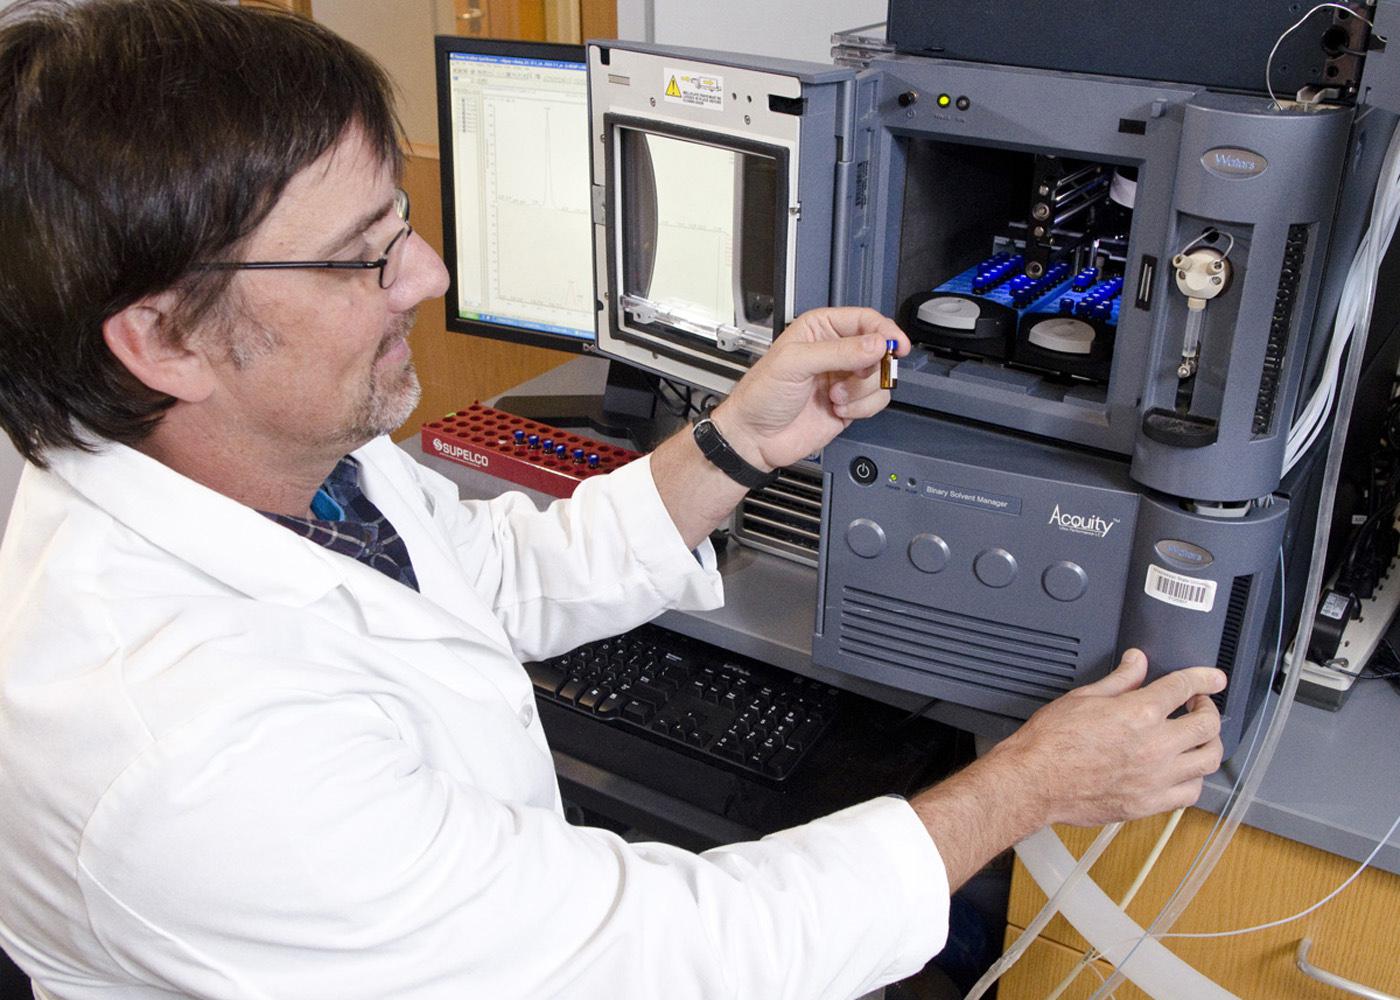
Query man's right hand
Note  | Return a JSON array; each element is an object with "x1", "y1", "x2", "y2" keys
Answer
[{"x1": 907, "y1": 651, "x2": 1226, "y2": 890}]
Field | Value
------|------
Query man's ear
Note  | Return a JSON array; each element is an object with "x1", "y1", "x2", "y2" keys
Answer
[{"x1": 102, "y1": 291, "x2": 217, "y2": 403}]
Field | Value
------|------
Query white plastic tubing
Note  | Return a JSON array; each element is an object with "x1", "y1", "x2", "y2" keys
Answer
[{"x1": 1286, "y1": 115, "x2": 1400, "y2": 472}]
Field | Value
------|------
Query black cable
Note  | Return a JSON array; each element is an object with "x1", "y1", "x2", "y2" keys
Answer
[
  {"x1": 656, "y1": 378, "x2": 707, "y2": 420},
  {"x1": 1334, "y1": 385, "x2": 1400, "y2": 587},
  {"x1": 892, "y1": 694, "x2": 941, "y2": 730},
  {"x1": 654, "y1": 378, "x2": 693, "y2": 419}
]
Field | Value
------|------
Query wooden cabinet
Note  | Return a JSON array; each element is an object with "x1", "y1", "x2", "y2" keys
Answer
[{"x1": 1000, "y1": 808, "x2": 1400, "y2": 999}]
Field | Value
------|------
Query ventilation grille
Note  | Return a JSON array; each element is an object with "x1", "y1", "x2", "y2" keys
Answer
[
  {"x1": 732, "y1": 463, "x2": 823, "y2": 566},
  {"x1": 838, "y1": 587, "x2": 1080, "y2": 703},
  {"x1": 1254, "y1": 224, "x2": 1309, "y2": 435},
  {"x1": 1213, "y1": 575, "x2": 1254, "y2": 711}
]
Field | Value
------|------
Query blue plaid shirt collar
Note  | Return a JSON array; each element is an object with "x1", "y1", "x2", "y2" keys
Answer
[{"x1": 260, "y1": 456, "x2": 420, "y2": 593}]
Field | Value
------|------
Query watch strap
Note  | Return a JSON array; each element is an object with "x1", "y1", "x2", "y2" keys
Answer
[{"x1": 692, "y1": 416, "x2": 781, "y2": 490}]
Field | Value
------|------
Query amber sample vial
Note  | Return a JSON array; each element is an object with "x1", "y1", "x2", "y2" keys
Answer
[{"x1": 879, "y1": 338, "x2": 898, "y2": 389}]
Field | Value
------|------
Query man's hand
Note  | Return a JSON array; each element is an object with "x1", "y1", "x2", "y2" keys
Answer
[
  {"x1": 990, "y1": 650, "x2": 1227, "y2": 826},
  {"x1": 709, "y1": 307, "x2": 910, "y2": 473},
  {"x1": 649, "y1": 308, "x2": 910, "y2": 547},
  {"x1": 908, "y1": 651, "x2": 1226, "y2": 890}
]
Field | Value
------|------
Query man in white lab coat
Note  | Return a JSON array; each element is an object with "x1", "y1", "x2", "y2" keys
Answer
[{"x1": 0, "y1": 1, "x2": 1226, "y2": 998}]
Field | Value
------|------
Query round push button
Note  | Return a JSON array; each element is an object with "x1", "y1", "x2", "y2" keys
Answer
[
  {"x1": 850, "y1": 456, "x2": 878, "y2": 485},
  {"x1": 974, "y1": 548, "x2": 1018, "y2": 588},
  {"x1": 1043, "y1": 561, "x2": 1088, "y2": 602},
  {"x1": 846, "y1": 518, "x2": 886, "y2": 558},
  {"x1": 909, "y1": 533, "x2": 950, "y2": 573}
]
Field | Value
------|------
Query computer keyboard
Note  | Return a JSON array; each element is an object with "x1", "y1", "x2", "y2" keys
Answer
[{"x1": 524, "y1": 623, "x2": 838, "y2": 781}]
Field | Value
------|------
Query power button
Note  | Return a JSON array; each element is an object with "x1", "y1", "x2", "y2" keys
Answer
[{"x1": 850, "y1": 456, "x2": 878, "y2": 485}]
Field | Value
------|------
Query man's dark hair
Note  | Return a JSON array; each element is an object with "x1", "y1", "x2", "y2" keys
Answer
[{"x1": 0, "y1": 0, "x2": 405, "y2": 466}]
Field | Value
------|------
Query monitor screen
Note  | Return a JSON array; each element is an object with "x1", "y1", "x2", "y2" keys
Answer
[{"x1": 435, "y1": 37, "x2": 595, "y2": 352}]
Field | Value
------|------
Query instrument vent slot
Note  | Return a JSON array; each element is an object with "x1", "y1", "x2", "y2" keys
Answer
[
  {"x1": 1253, "y1": 224, "x2": 1309, "y2": 436},
  {"x1": 1213, "y1": 574, "x2": 1254, "y2": 711},
  {"x1": 838, "y1": 587, "x2": 1080, "y2": 703},
  {"x1": 733, "y1": 463, "x2": 823, "y2": 566}
]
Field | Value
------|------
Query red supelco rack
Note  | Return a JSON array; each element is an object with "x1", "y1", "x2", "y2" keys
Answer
[{"x1": 420, "y1": 402, "x2": 641, "y2": 497}]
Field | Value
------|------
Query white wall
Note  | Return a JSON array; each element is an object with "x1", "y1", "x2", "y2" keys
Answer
[
  {"x1": 650, "y1": 0, "x2": 885, "y2": 63},
  {"x1": 0, "y1": 3, "x2": 18, "y2": 529},
  {"x1": 0, "y1": 441, "x2": 21, "y2": 535},
  {"x1": 288, "y1": 1, "x2": 878, "y2": 145},
  {"x1": 616, "y1": 0, "x2": 649, "y2": 41}
]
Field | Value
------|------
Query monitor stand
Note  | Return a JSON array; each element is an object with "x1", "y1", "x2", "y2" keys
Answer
[{"x1": 494, "y1": 361, "x2": 662, "y2": 450}]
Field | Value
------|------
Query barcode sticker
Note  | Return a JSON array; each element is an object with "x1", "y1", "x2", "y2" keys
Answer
[{"x1": 1144, "y1": 564, "x2": 1216, "y2": 613}]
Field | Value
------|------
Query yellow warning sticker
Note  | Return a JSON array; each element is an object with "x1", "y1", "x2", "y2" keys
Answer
[{"x1": 663, "y1": 66, "x2": 724, "y2": 111}]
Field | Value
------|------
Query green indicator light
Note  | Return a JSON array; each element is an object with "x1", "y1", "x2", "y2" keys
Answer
[
  {"x1": 937, "y1": 93, "x2": 952, "y2": 108},
  {"x1": 889, "y1": 473, "x2": 899, "y2": 482}
]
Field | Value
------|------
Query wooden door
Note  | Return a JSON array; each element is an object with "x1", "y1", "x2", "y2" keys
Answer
[
  {"x1": 238, "y1": 0, "x2": 314, "y2": 16},
  {"x1": 451, "y1": 0, "x2": 615, "y2": 43}
]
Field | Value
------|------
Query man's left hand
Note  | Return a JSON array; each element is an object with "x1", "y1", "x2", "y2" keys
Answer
[{"x1": 709, "y1": 308, "x2": 910, "y2": 471}]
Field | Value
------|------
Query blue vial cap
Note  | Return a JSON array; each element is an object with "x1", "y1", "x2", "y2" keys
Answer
[
  {"x1": 587, "y1": 453, "x2": 601, "y2": 468},
  {"x1": 572, "y1": 448, "x2": 585, "y2": 463},
  {"x1": 513, "y1": 429, "x2": 526, "y2": 444},
  {"x1": 527, "y1": 434, "x2": 540, "y2": 448}
]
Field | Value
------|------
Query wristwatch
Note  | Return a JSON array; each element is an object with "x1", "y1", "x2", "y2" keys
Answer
[{"x1": 692, "y1": 413, "x2": 781, "y2": 490}]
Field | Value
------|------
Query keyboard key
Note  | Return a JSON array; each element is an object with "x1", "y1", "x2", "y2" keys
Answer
[
  {"x1": 557, "y1": 678, "x2": 587, "y2": 703},
  {"x1": 631, "y1": 681, "x2": 670, "y2": 705},
  {"x1": 597, "y1": 692, "x2": 625, "y2": 718},
  {"x1": 765, "y1": 747, "x2": 801, "y2": 778},
  {"x1": 622, "y1": 700, "x2": 654, "y2": 724},
  {"x1": 578, "y1": 686, "x2": 609, "y2": 712},
  {"x1": 786, "y1": 719, "x2": 825, "y2": 752},
  {"x1": 524, "y1": 660, "x2": 567, "y2": 695}
]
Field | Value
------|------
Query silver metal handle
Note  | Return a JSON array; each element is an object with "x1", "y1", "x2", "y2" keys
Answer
[
  {"x1": 1297, "y1": 938, "x2": 1399, "y2": 1000},
  {"x1": 457, "y1": 9, "x2": 484, "y2": 20}
]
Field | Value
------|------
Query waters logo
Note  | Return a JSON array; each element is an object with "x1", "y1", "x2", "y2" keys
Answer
[
  {"x1": 1201, "y1": 146, "x2": 1268, "y2": 179},
  {"x1": 1048, "y1": 504, "x2": 1118, "y2": 538}
]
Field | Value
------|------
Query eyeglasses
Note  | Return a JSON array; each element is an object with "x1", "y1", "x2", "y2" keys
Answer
[{"x1": 195, "y1": 188, "x2": 412, "y2": 289}]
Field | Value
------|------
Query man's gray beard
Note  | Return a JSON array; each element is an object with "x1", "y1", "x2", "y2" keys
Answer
[
  {"x1": 347, "y1": 357, "x2": 422, "y2": 443},
  {"x1": 341, "y1": 311, "x2": 421, "y2": 445}
]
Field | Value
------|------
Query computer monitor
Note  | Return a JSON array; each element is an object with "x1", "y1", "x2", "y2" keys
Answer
[
  {"x1": 435, "y1": 36, "x2": 660, "y2": 441},
  {"x1": 435, "y1": 36, "x2": 595, "y2": 353}
]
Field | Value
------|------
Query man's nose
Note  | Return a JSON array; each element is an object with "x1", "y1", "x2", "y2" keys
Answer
[{"x1": 390, "y1": 230, "x2": 449, "y2": 310}]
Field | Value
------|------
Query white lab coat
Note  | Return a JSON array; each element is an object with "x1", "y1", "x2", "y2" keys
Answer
[{"x1": 0, "y1": 437, "x2": 948, "y2": 1000}]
